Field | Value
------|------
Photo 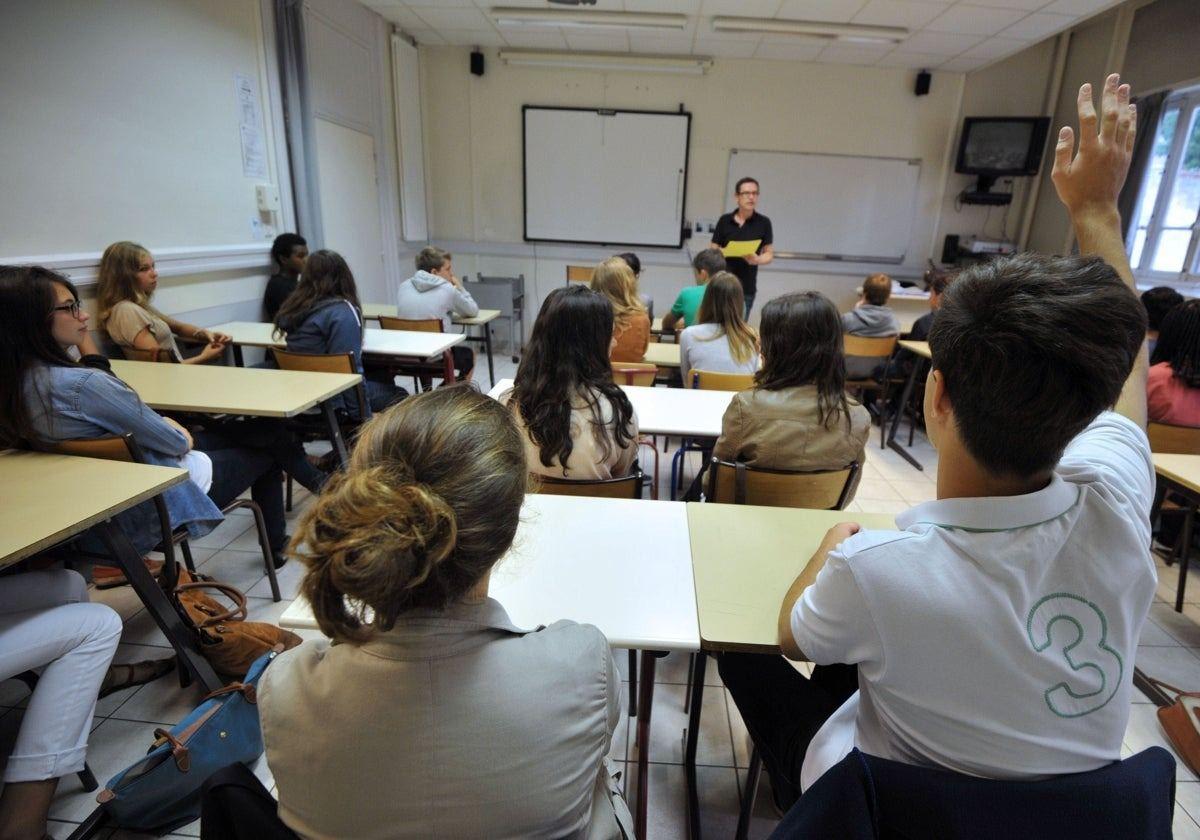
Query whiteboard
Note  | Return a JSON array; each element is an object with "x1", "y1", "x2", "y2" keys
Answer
[
  {"x1": 726, "y1": 150, "x2": 922, "y2": 264},
  {"x1": 524, "y1": 107, "x2": 690, "y2": 248}
]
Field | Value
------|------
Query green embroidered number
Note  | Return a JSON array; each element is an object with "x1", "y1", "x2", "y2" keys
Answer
[{"x1": 1026, "y1": 593, "x2": 1123, "y2": 718}]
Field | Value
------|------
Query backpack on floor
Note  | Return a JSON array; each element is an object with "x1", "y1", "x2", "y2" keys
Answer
[{"x1": 95, "y1": 646, "x2": 283, "y2": 833}]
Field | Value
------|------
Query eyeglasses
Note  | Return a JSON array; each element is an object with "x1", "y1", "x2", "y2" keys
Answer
[
  {"x1": 51, "y1": 301, "x2": 83, "y2": 318},
  {"x1": 738, "y1": 190, "x2": 759, "y2": 197}
]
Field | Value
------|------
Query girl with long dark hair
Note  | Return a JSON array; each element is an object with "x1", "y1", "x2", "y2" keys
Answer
[
  {"x1": 502, "y1": 285, "x2": 639, "y2": 479},
  {"x1": 1148, "y1": 298, "x2": 1200, "y2": 426}
]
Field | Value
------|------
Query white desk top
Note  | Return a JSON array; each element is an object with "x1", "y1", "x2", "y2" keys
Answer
[
  {"x1": 898, "y1": 339, "x2": 931, "y2": 360},
  {"x1": 489, "y1": 379, "x2": 731, "y2": 437},
  {"x1": 280, "y1": 493, "x2": 700, "y2": 651},
  {"x1": 642, "y1": 342, "x2": 681, "y2": 368},
  {"x1": 1154, "y1": 454, "x2": 1200, "y2": 496},
  {"x1": 111, "y1": 359, "x2": 360, "y2": 418},
  {"x1": 210, "y1": 321, "x2": 464, "y2": 359},
  {"x1": 0, "y1": 450, "x2": 187, "y2": 567},
  {"x1": 361, "y1": 304, "x2": 501, "y2": 326}
]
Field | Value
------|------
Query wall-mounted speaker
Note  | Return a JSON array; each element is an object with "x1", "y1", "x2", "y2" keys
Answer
[
  {"x1": 915, "y1": 70, "x2": 931, "y2": 96},
  {"x1": 470, "y1": 50, "x2": 484, "y2": 77}
]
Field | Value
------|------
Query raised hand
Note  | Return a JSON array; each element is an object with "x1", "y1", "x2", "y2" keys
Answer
[{"x1": 1050, "y1": 73, "x2": 1136, "y2": 219}]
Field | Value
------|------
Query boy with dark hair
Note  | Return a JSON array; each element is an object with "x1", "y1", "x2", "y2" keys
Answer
[
  {"x1": 721, "y1": 75, "x2": 1152, "y2": 811},
  {"x1": 1141, "y1": 285, "x2": 1184, "y2": 355},
  {"x1": 662, "y1": 249, "x2": 726, "y2": 333},
  {"x1": 262, "y1": 233, "x2": 308, "y2": 321}
]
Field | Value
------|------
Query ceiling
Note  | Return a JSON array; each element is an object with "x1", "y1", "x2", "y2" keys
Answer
[{"x1": 359, "y1": 0, "x2": 1126, "y2": 73}]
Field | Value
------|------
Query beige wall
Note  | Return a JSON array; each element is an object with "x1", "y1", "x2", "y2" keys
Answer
[{"x1": 1123, "y1": 0, "x2": 1200, "y2": 94}]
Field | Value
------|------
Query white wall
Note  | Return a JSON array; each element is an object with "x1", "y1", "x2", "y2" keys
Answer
[{"x1": 418, "y1": 47, "x2": 965, "y2": 327}]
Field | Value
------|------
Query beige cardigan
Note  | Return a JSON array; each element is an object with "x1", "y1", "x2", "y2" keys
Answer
[{"x1": 259, "y1": 599, "x2": 631, "y2": 840}]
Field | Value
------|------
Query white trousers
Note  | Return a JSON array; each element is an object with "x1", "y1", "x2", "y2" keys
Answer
[{"x1": 0, "y1": 570, "x2": 121, "y2": 782}]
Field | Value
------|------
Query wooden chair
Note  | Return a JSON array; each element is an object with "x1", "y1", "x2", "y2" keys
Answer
[
  {"x1": 49, "y1": 434, "x2": 284, "y2": 601},
  {"x1": 532, "y1": 466, "x2": 644, "y2": 500},
  {"x1": 1147, "y1": 422, "x2": 1200, "y2": 611},
  {"x1": 377, "y1": 315, "x2": 455, "y2": 391},
  {"x1": 689, "y1": 369, "x2": 755, "y2": 391},
  {"x1": 705, "y1": 458, "x2": 860, "y2": 511},
  {"x1": 566, "y1": 264, "x2": 593, "y2": 284},
  {"x1": 843, "y1": 334, "x2": 899, "y2": 421},
  {"x1": 122, "y1": 346, "x2": 178, "y2": 363},
  {"x1": 670, "y1": 370, "x2": 755, "y2": 499}
]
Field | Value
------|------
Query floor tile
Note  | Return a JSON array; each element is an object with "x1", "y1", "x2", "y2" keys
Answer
[
  {"x1": 48, "y1": 719, "x2": 167, "y2": 822},
  {"x1": 624, "y1": 762, "x2": 743, "y2": 840},
  {"x1": 197, "y1": 548, "x2": 270, "y2": 594},
  {"x1": 632, "y1": 682, "x2": 733, "y2": 767},
  {"x1": 853, "y1": 478, "x2": 903, "y2": 502},
  {"x1": 117, "y1": 609, "x2": 172, "y2": 649},
  {"x1": 1135, "y1": 645, "x2": 1200, "y2": 693},
  {"x1": 1140, "y1": 615, "x2": 1184, "y2": 646},
  {"x1": 1124, "y1": 702, "x2": 1198, "y2": 782},
  {"x1": 188, "y1": 515, "x2": 253, "y2": 551},
  {"x1": 1178, "y1": 782, "x2": 1200, "y2": 827},
  {"x1": 246, "y1": 553, "x2": 307, "y2": 600},
  {"x1": 1146, "y1": 603, "x2": 1200, "y2": 645},
  {"x1": 94, "y1": 643, "x2": 178, "y2": 718},
  {"x1": 888, "y1": 479, "x2": 938, "y2": 504}
]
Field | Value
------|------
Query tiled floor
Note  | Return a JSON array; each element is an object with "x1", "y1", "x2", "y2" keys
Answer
[{"x1": 7, "y1": 359, "x2": 1200, "y2": 838}]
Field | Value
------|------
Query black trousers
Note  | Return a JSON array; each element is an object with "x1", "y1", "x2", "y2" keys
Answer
[
  {"x1": 718, "y1": 652, "x2": 858, "y2": 811},
  {"x1": 201, "y1": 763, "x2": 298, "y2": 840}
]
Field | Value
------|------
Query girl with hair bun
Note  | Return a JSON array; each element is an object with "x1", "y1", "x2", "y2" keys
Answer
[{"x1": 258, "y1": 386, "x2": 630, "y2": 839}]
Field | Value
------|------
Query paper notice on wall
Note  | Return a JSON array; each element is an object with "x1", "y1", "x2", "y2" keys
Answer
[{"x1": 235, "y1": 73, "x2": 267, "y2": 178}]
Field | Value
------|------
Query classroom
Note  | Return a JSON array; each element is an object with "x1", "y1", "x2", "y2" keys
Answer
[{"x1": 2, "y1": 0, "x2": 1200, "y2": 837}]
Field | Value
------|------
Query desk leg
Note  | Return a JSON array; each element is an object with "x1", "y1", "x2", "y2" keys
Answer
[
  {"x1": 322, "y1": 401, "x2": 350, "y2": 468},
  {"x1": 1176, "y1": 504, "x2": 1195, "y2": 613},
  {"x1": 231, "y1": 344, "x2": 245, "y2": 368},
  {"x1": 94, "y1": 519, "x2": 222, "y2": 693},
  {"x1": 442, "y1": 351, "x2": 456, "y2": 385},
  {"x1": 885, "y1": 358, "x2": 925, "y2": 471},
  {"x1": 685, "y1": 652, "x2": 707, "y2": 840},
  {"x1": 484, "y1": 324, "x2": 495, "y2": 386},
  {"x1": 635, "y1": 650, "x2": 658, "y2": 840}
]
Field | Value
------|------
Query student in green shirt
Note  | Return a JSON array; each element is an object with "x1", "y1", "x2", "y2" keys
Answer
[{"x1": 663, "y1": 250, "x2": 726, "y2": 334}]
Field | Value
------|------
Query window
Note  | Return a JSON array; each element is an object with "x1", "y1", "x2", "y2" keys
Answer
[{"x1": 1128, "y1": 87, "x2": 1200, "y2": 283}]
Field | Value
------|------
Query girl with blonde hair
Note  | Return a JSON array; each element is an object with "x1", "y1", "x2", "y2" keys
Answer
[
  {"x1": 96, "y1": 241, "x2": 230, "y2": 363},
  {"x1": 679, "y1": 271, "x2": 760, "y2": 386},
  {"x1": 590, "y1": 257, "x2": 650, "y2": 363},
  {"x1": 258, "y1": 386, "x2": 629, "y2": 839}
]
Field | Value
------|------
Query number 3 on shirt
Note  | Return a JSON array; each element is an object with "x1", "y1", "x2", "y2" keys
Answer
[{"x1": 1026, "y1": 593, "x2": 1124, "y2": 718}]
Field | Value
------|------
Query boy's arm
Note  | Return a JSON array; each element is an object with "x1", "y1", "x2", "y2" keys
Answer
[
  {"x1": 1051, "y1": 73, "x2": 1147, "y2": 428},
  {"x1": 777, "y1": 522, "x2": 860, "y2": 660}
]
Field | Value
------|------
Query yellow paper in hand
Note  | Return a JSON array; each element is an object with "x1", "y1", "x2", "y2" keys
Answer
[{"x1": 722, "y1": 239, "x2": 762, "y2": 259}]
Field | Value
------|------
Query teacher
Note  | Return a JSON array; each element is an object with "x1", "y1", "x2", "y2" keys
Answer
[{"x1": 710, "y1": 176, "x2": 774, "y2": 318}]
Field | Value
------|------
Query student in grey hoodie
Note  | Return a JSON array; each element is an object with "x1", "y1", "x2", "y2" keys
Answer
[
  {"x1": 842, "y1": 272, "x2": 900, "y2": 380},
  {"x1": 395, "y1": 247, "x2": 478, "y2": 381},
  {"x1": 274, "y1": 250, "x2": 406, "y2": 420}
]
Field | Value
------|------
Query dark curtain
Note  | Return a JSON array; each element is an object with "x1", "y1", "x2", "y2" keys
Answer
[
  {"x1": 275, "y1": 0, "x2": 323, "y2": 247},
  {"x1": 1118, "y1": 90, "x2": 1169, "y2": 241}
]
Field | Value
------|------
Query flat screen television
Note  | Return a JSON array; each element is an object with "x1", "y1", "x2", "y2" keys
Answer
[{"x1": 955, "y1": 116, "x2": 1051, "y2": 197}]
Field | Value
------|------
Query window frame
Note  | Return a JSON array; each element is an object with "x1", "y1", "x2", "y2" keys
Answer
[{"x1": 1128, "y1": 86, "x2": 1200, "y2": 287}]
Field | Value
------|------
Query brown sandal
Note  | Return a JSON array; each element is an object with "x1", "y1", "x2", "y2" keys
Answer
[{"x1": 99, "y1": 658, "x2": 176, "y2": 698}]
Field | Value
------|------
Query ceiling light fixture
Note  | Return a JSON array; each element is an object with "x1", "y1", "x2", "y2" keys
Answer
[
  {"x1": 491, "y1": 8, "x2": 688, "y2": 31},
  {"x1": 711, "y1": 16, "x2": 907, "y2": 44},
  {"x1": 497, "y1": 49, "x2": 712, "y2": 75}
]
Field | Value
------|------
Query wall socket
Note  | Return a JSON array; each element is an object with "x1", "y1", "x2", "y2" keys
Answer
[{"x1": 691, "y1": 218, "x2": 717, "y2": 234}]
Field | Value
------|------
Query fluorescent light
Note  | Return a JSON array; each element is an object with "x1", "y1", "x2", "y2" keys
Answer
[
  {"x1": 498, "y1": 49, "x2": 712, "y2": 75},
  {"x1": 712, "y1": 16, "x2": 907, "y2": 43},
  {"x1": 491, "y1": 8, "x2": 688, "y2": 31}
]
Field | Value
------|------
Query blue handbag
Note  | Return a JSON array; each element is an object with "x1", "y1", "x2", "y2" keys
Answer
[{"x1": 95, "y1": 646, "x2": 282, "y2": 833}]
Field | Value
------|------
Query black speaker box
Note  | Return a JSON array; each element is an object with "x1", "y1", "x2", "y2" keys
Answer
[
  {"x1": 941, "y1": 234, "x2": 960, "y2": 264},
  {"x1": 470, "y1": 51, "x2": 484, "y2": 76},
  {"x1": 915, "y1": 70, "x2": 931, "y2": 96}
]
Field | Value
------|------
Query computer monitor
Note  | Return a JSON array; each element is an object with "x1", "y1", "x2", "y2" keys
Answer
[{"x1": 955, "y1": 117, "x2": 1052, "y2": 195}]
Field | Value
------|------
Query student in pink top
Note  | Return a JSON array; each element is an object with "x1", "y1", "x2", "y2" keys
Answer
[{"x1": 1148, "y1": 298, "x2": 1200, "y2": 426}]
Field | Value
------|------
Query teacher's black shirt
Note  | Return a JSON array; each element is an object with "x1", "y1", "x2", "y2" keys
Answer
[{"x1": 712, "y1": 211, "x2": 773, "y2": 296}]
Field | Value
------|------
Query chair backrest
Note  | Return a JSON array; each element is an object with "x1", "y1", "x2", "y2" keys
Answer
[
  {"x1": 566, "y1": 265, "x2": 593, "y2": 284},
  {"x1": 122, "y1": 346, "x2": 178, "y2": 363},
  {"x1": 612, "y1": 362, "x2": 658, "y2": 387},
  {"x1": 271, "y1": 348, "x2": 356, "y2": 375},
  {"x1": 533, "y1": 467, "x2": 643, "y2": 499},
  {"x1": 843, "y1": 334, "x2": 898, "y2": 359},
  {"x1": 771, "y1": 746, "x2": 1175, "y2": 840},
  {"x1": 706, "y1": 458, "x2": 859, "y2": 510},
  {"x1": 1147, "y1": 421, "x2": 1200, "y2": 455},
  {"x1": 378, "y1": 315, "x2": 443, "y2": 333},
  {"x1": 691, "y1": 369, "x2": 755, "y2": 392}
]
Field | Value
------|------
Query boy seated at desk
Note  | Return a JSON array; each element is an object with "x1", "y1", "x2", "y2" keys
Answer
[
  {"x1": 720, "y1": 75, "x2": 1154, "y2": 811},
  {"x1": 662, "y1": 249, "x2": 726, "y2": 334},
  {"x1": 395, "y1": 246, "x2": 479, "y2": 382},
  {"x1": 842, "y1": 272, "x2": 900, "y2": 380}
]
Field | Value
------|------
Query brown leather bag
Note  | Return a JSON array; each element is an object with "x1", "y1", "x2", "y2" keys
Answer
[
  {"x1": 1143, "y1": 676, "x2": 1200, "y2": 776},
  {"x1": 171, "y1": 566, "x2": 301, "y2": 679}
]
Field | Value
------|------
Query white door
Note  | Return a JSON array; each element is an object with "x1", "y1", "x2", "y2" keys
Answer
[{"x1": 315, "y1": 117, "x2": 386, "y2": 303}]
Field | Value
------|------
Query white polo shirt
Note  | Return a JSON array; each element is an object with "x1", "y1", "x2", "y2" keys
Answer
[{"x1": 792, "y1": 412, "x2": 1157, "y2": 791}]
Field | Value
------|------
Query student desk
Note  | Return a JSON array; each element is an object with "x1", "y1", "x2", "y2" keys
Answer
[
  {"x1": 110, "y1": 359, "x2": 362, "y2": 466},
  {"x1": 683, "y1": 502, "x2": 896, "y2": 839},
  {"x1": 488, "y1": 378, "x2": 733, "y2": 437},
  {"x1": 209, "y1": 321, "x2": 465, "y2": 381},
  {"x1": 279, "y1": 492, "x2": 699, "y2": 839},
  {"x1": 0, "y1": 450, "x2": 223, "y2": 692},
  {"x1": 361, "y1": 306, "x2": 503, "y2": 384},
  {"x1": 1153, "y1": 454, "x2": 1200, "y2": 611},
  {"x1": 642, "y1": 341, "x2": 681, "y2": 369},
  {"x1": 885, "y1": 339, "x2": 931, "y2": 471}
]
